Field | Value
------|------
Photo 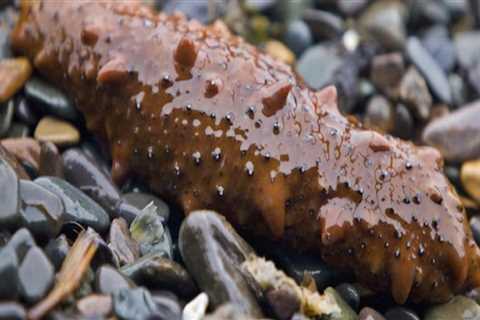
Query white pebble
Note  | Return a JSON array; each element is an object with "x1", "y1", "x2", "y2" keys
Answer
[{"x1": 183, "y1": 292, "x2": 209, "y2": 320}]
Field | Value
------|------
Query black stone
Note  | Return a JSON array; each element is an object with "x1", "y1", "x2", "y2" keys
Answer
[
  {"x1": 95, "y1": 265, "x2": 133, "y2": 295},
  {"x1": 14, "y1": 97, "x2": 38, "y2": 127},
  {"x1": 7, "y1": 123, "x2": 29, "y2": 138},
  {"x1": 24, "y1": 77, "x2": 79, "y2": 122},
  {"x1": 35, "y1": 176, "x2": 110, "y2": 233},
  {"x1": 393, "y1": 104, "x2": 414, "y2": 140},
  {"x1": 0, "y1": 154, "x2": 20, "y2": 228},
  {"x1": 335, "y1": 283, "x2": 360, "y2": 311},
  {"x1": 0, "y1": 302, "x2": 26, "y2": 320},
  {"x1": 0, "y1": 246, "x2": 19, "y2": 300},
  {"x1": 385, "y1": 307, "x2": 420, "y2": 320},
  {"x1": 39, "y1": 141, "x2": 64, "y2": 178},
  {"x1": 44, "y1": 234, "x2": 70, "y2": 271},
  {"x1": 18, "y1": 246, "x2": 54, "y2": 304},
  {"x1": 471, "y1": 216, "x2": 480, "y2": 246},
  {"x1": 0, "y1": 99, "x2": 14, "y2": 138}
]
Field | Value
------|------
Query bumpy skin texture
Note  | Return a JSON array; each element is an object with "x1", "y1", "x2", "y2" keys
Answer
[{"x1": 12, "y1": 0, "x2": 480, "y2": 304}]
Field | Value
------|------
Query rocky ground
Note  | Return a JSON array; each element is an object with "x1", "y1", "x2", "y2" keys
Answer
[{"x1": 0, "y1": 0, "x2": 480, "y2": 319}]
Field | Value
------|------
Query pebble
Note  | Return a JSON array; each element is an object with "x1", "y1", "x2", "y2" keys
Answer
[
  {"x1": 63, "y1": 148, "x2": 121, "y2": 215},
  {"x1": 34, "y1": 116, "x2": 80, "y2": 146},
  {"x1": 337, "y1": 0, "x2": 368, "y2": 16},
  {"x1": 0, "y1": 99, "x2": 13, "y2": 137},
  {"x1": 44, "y1": 234, "x2": 70, "y2": 271},
  {"x1": 1, "y1": 138, "x2": 40, "y2": 171},
  {"x1": 183, "y1": 292, "x2": 209, "y2": 320},
  {"x1": 95, "y1": 265, "x2": 133, "y2": 295},
  {"x1": 179, "y1": 210, "x2": 263, "y2": 317},
  {"x1": 35, "y1": 176, "x2": 110, "y2": 233},
  {"x1": 283, "y1": 20, "x2": 312, "y2": 56},
  {"x1": 335, "y1": 283, "x2": 360, "y2": 311},
  {"x1": 384, "y1": 307, "x2": 419, "y2": 320},
  {"x1": 302, "y1": 8, "x2": 344, "y2": 41},
  {"x1": 0, "y1": 144, "x2": 29, "y2": 180},
  {"x1": 203, "y1": 304, "x2": 253, "y2": 320},
  {"x1": 472, "y1": 216, "x2": 480, "y2": 247},
  {"x1": 38, "y1": 141, "x2": 64, "y2": 178},
  {"x1": 421, "y1": 25, "x2": 456, "y2": 73},
  {"x1": 7, "y1": 123, "x2": 29, "y2": 138},
  {"x1": 0, "y1": 302, "x2": 26, "y2": 320},
  {"x1": 406, "y1": 37, "x2": 452, "y2": 105},
  {"x1": 112, "y1": 287, "x2": 159, "y2": 320},
  {"x1": 19, "y1": 180, "x2": 65, "y2": 240},
  {"x1": 422, "y1": 100, "x2": 480, "y2": 162},
  {"x1": 80, "y1": 139, "x2": 111, "y2": 176},
  {"x1": 364, "y1": 95, "x2": 395, "y2": 133},
  {"x1": 448, "y1": 73, "x2": 467, "y2": 108},
  {"x1": 0, "y1": 9, "x2": 13, "y2": 60},
  {"x1": 76, "y1": 294, "x2": 112, "y2": 318},
  {"x1": 266, "y1": 287, "x2": 301, "y2": 320},
  {"x1": 0, "y1": 58, "x2": 32, "y2": 103},
  {"x1": 0, "y1": 246, "x2": 19, "y2": 300},
  {"x1": 130, "y1": 203, "x2": 172, "y2": 258},
  {"x1": 0, "y1": 153, "x2": 20, "y2": 228},
  {"x1": 14, "y1": 97, "x2": 38, "y2": 127},
  {"x1": 297, "y1": 44, "x2": 342, "y2": 90},
  {"x1": 6, "y1": 228, "x2": 36, "y2": 262},
  {"x1": 408, "y1": 0, "x2": 450, "y2": 27},
  {"x1": 151, "y1": 292, "x2": 182, "y2": 320},
  {"x1": 454, "y1": 31, "x2": 480, "y2": 95},
  {"x1": 121, "y1": 251, "x2": 197, "y2": 298},
  {"x1": 398, "y1": 66, "x2": 432, "y2": 121},
  {"x1": 122, "y1": 191, "x2": 170, "y2": 222},
  {"x1": 359, "y1": 0, "x2": 407, "y2": 50},
  {"x1": 370, "y1": 52, "x2": 404, "y2": 97},
  {"x1": 108, "y1": 218, "x2": 140, "y2": 266},
  {"x1": 264, "y1": 40, "x2": 295, "y2": 65},
  {"x1": 18, "y1": 246, "x2": 54, "y2": 304},
  {"x1": 462, "y1": 160, "x2": 480, "y2": 204},
  {"x1": 424, "y1": 296, "x2": 480, "y2": 320},
  {"x1": 24, "y1": 77, "x2": 79, "y2": 122},
  {"x1": 359, "y1": 307, "x2": 385, "y2": 320}
]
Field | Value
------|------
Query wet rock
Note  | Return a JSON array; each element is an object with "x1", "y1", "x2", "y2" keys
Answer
[
  {"x1": 151, "y1": 292, "x2": 182, "y2": 320},
  {"x1": 7, "y1": 123, "x2": 29, "y2": 138},
  {"x1": 406, "y1": 37, "x2": 451, "y2": 105},
  {"x1": 359, "y1": 307, "x2": 385, "y2": 320},
  {"x1": 63, "y1": 148, "x2": 120, "y2": 215},
  {"x1": 359, "y1": 0, "x2": 407, "y2": 50},
  {"x1": 18, "y1": 246, "x2": 54, "y2": 304},
  {"x1": 472, "y1": 216, "x2": 480, "y2": 246},
  {"x1": 0, "y1": 153, "x2": 20, "y2": 228},
  {"x1": 34, "y1": 116, "x2": 80, "y2": 146},
  {"x1": 80, "y1": 139, "x2": 111, "y2": 176},
  {"x1": 384, "y1": 307, "x2": 419, "y2": 320},
  {"x1": 398, "y1": 66, "x2": 432, "y2": 121},
  {"x1": 0, "y1": 58, "x2": 32, "y2": 103},
  {"x1": 449, "y1": 73, "x2": 467, "y2": 108},
  {"x1": 370, "y1": 52, "x2": 404, "y2": 97},
  {"x1": 6, "y1": 228, "x2": 36, "y2": 262},
  {"x1": 461, "y1": 160, "x2": 480, "y2": 204},
  {"x1": 408, "y1": 0, "x2": 450, "y2": 27},
  {"x1": 264, "y1": 40, "x2": 295, "y2": 65},
  {"x1": 95, "y1": 265, "x2": 133, "y2": 295},
  {"x1": 454, "y1": 31, "x2": 480, "y2": 96},
  {"x1": 266, "y1": 286, "x2": 301, "y2": 320},
  {"x1": 0, "y1": 99, "x2": 14, "y2": 137},
  {"x1": 76, "y1": 294, "x2": 112, "y2": 318},
  {"x1": 179, "y1": 210, "x2": 262, "y2": 316},
  {"x1": 24, "y1": 77, "x2": 78, "y2": 122},
  {"x1": 337, "y1": 0, "x2": 368, "y2": 16},
  {"x1": 297, "y1": 44, "x2": 342, "y2": 90},
  {"x1": 108, "y1": 218, "x2": 140, "y2": 266},
  {"x1": 1, "y1": 138, "x2": 40, "y2": 171},
  {"x1": 0, "y1": 144, "x2": 29, "y2": 180},
  {"x1": 364, "y1": 95, "x2": 395, "y2": 133},
  {"x1": 422, "y1": 100, "x2": 480, "y2": 162},
  {"x1": 0, "y1": 246, "x2": 19, "y2": 300},
  {"x1": 39, "y1": 141, "x2": 63, "y2": 178},
  {"x1": 183, "y1": 292, "x2": 209, "y2": 320},
  {"x1": 335, "y1": 283, "x2": 360, "y2": 311},
  {"x1": 424, "y1": 295, "x2": 480, "y2": 320},
  {"x1": 0, "y1": 302, "x2": 26, "y2": 320},
  {"x1": 122, "y1": 192, "x2": 170, "y2": 222},
  {"x1": 121, "y1": 252, "x2": 196, "y2": 298},
  {"x1": 14, "y1": 97, "x2": 38, "y2": 127},
  {"x1": 19, "y1": 180, "x2": 64, "y2": 240},
  {"x1": 283, "y1": 20, "x2": 312, "y2": 56},
  {"x1": 35, "y1": 176, "x2": 110, "y2": 233},
  {"x1": 130, "y1": 203, "x2": 172, "y2": 258},
  {"x1": 112, "y1": 287, "x2": 159, "y2": 320},
  {"x1": 44, "y1": 234, "x2": 70, "y2": 271},
  {"x1": 302, "y1": 8, "x2": 344, "y2": 41},
  {"x1": 421, "y1": 25, "x2": 456, "y2": 73}
]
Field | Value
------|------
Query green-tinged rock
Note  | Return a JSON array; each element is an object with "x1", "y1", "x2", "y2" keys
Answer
[{"x1": 424, "y1": 296, "x2": 480, "y2": 320}]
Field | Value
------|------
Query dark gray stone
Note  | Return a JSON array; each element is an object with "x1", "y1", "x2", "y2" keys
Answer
[
  {"x1": 421, "y1": 25, "x2": 456, "y2": 73},
  {"x1": 95, "y1": 265, "x2": 133, "y2": 295},
  {"x1": 0, "y1": 154, "x2": 20, "y2": 228},
  {"x1": 0, "y1": 302, "x2": 26, "y2": 320},
  {"x1": 39, "y1": 141, "x2": 64, "y2": 178},
  {"x1": 44, "y1": 234, "x2": 70, "y2": 271},
  {"x1": 18, "y1": 246, "x2": 54, "y2": 304},
  {"x1": 385, "y1": 307, "x2": 419, "y2": 320},
  {"x1": 302, "y1": 8, "x2": 344, "y2": 40},
  {"x1": 6, "y1": 228, "x2": 36, "y2": 262},
  {"x1": 297, "y1": 44, "x2": 343, "y2": 90},
  {"x1": 14, "y1": 97, "x2": 38, "y2": 127},
  {"x1": 122, "y1": 192, "x2": 170, "y2": 222},
  {"x1": 283, "y1": 20, "x2": 312, "y2": 56},
  {"x1": 0, "y1": 99, "x2": 14, "y2": 138},
  {"x1": 112, "y1": 287, "x2": 159, "y2": 320},
  {"x1": 0, "y1": 246, "x2": 19, "y2": 300}
]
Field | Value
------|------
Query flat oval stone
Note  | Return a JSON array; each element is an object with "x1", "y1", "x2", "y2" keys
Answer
[
  {"x1": 38, "y1": 141, "x2": 64, "y2": 178},
  {"x1": 179, "y1": 210, "x2": 262, "y2": 317},
  {"x1": 34, "y1": 117, "x2": 80, "y2": 146},
  {"x1": 0, "y1": 99, "x2": 14, "y2": 137},
  {"x1": 77, "y1": 294, "x2": 112, "y2": 318},
  {"x1": 424, "y1": 296, "x2": 480, "y2": 320},
  {"x1": 44, "y1": 234, "x2": 70, "y2": 271},
  {"x1": 24, "y1": 77, "x2": 78, "y2": 122},
  {"x1": 0, "y1": 302, "x2": 26, "y2": 320},
  {"x1": 108, "y1": 218, "x2": 140, "y2": 266},
  {"x1": 6, "y1": 228, "x2": 36, "y2": 262},
  {"x1": 34, "y1": 176, "x2": 110, "y2": 233},
  {"x1": 0, "y1": 58, "x2": 32, "y2": 103},
  {"x1": 122, "y1": 192, "x2": 170, "y2": 222},
  {"x1": 19, "y1": 180, "x2": 65, "y2": 240},
  {"x1": 0, "y1": 246, "x2": 19, "y2": 300},
  {"x1": 112, "y1": 287, "x2": 159, "y2": 320},
  {"x1": 0, "y1": 154, "x2": 20, "y2": 228},
  {"x1": 120, "y1": 252, "x2": 196, "y2": 298},
  {"x1": 14, "y1": 97, "x2": 38, "y2": 127},
  {"x1": 63, "y1": 148, "x2": 120, "y2": 215},
  {"x1": 18, "y1": 246, "x2": 54, "y2": 304},
  {"x1": 95, "y1": 265, "x2": 133, "y2": 295}
]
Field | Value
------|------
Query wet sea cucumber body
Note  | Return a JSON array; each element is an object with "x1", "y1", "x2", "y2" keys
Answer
[{"x1": 12, "y1": 0, "x2": 480, "y2": 304}]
